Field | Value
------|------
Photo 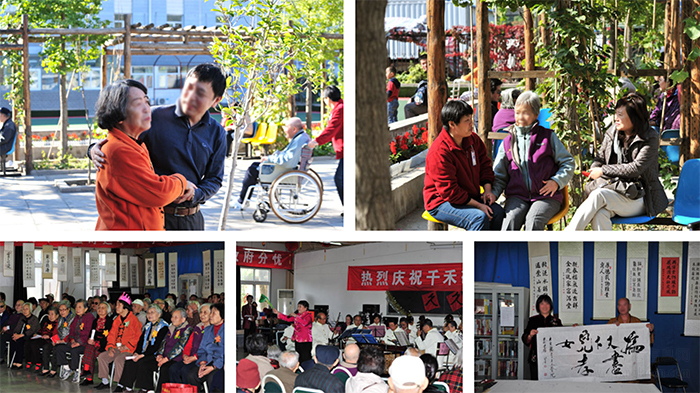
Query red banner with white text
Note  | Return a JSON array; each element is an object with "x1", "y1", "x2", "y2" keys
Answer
[
  {"x1": 236, "y1": 247, "x2": 293, "y2": 270},
  {"x1": 348, "y1": 263, "x2": 462, "y2": 291}
]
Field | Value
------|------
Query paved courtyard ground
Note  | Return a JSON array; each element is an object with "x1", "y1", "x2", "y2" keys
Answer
[{"x1": 0, "y1": 156, "x2": 344, "y2": 231}]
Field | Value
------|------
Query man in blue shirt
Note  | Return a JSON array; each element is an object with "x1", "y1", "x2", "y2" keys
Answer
[
  {"x1": 233, "y1": 117, "x2": 310, "y2": 210},
  {"x1": 90, "y1": 63, "x2": 227, "y2": 230}
]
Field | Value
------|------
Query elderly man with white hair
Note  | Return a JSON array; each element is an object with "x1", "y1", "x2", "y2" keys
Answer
[
  {"x1": 388, "y1": 355, "x2": 428, "y2": 393},
  {"x1": 265, "y1": 350, "x2": 300, "y2": 393},
  {"x1": 233, "y1": 117, "x2": 311, "y2": 210},
  {"x1": 132, "y1": 299, "x2": 147, "y2": 326}
]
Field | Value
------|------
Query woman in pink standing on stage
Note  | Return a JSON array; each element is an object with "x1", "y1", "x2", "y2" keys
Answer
[{"x1": 273, "y1": 300, "x2": 313, "y2": 363}]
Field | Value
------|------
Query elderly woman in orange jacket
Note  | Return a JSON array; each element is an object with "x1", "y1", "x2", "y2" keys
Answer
[
  {"x1": 94, "y1": 79, "x2": 195, "y2": 230},
  {"x1": 95, "y1": 293, "x2": 143, "y2": 390}
]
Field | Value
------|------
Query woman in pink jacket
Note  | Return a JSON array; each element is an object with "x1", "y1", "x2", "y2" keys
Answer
[{"x1": 273, "y1": 300, "x2": 313, "y2": 363}]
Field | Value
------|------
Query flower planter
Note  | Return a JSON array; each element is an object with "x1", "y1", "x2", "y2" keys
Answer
[{"x1": 390, "y1": 149, "x2": 428, "y2": 223}]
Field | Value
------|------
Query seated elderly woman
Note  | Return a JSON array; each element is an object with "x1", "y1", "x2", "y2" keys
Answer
[
  {"x1": 151, "y1": 309, "x2": 193, "y2": 391},
  {"x1": 165, "y1": 303, "x2": 211, "y2": 390},
  {"x1": 492, "y1": 91, "x2": 575, "y2": 230},
  {"x1": 45, "y1": 300, "x2": 75, "y2": 376},
  {"x1": 93, "y1": 79, "x2": 195, "y2": 230},
  {"x1": 566, "y1": 93, "x2": 668, "y2": 230},
  {"x1": 116, "y1": 304, "x2": 171, "y2": 392},
  {"x1": 492, "y1": 88, "x2": 521, "y2": 133},
  {"x1": 10, "y1": 302, "x2": 40, "y2": 369},
  {"x1": 184, "y1": 303, "x2": 224, "y2": 392},
  {"x1": 424, "y1": 100, "x2": 505, "y2": 230},
  {"x1": 24, "y1": 306, "x2": 59, "y2": 375},
  {"x1": 55, "y1": 299, "x2": 95, "y2": 382},
  {"x1": 80, "y1": 301, "x2": 114, "y2": 386}
]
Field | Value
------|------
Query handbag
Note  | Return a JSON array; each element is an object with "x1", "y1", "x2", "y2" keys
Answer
[{"x1": 584, "y1": 176, "x2": 645, "y2": 200}]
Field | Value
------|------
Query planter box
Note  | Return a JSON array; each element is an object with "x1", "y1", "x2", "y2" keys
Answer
[{"x1": 390, "y1": 149, "x2": 428, "y2": 223}]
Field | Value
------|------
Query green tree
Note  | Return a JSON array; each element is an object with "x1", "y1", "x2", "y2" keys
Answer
[
  {"x1": 211, "y1": 0, "x2": 343, "y2": 230},
  {"x1": 0, "y1": 0, "x2": 107, "y2": 162}
]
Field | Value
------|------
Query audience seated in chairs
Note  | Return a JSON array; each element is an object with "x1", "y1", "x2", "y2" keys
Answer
[
  {"x1": 95, "y1": 293, "x2": 143, "y2": 390},
  {"x1": 23, "y1": 306, "x2": 58, "y2": 375},
  {"x1": 345, "y1": 345, "x2": 388, "y2": 393},
  {"x1": 183, "y1": 302, "x2": 224, "y2": 393},
  {"x1": 419, "y1": 354, "x2": 441, "y2": 393},
  {"x1": 80, "y1": 301, "x2": 114, "y2": 386},
  {"x1": 0, "y1": 299, "x2": 23, "y2": 365},
  {"x1": 167, "y1": 303, "x2": 211, "y2": 387},
  {"x1": 132, "y1": 299, "x2": 147, "y2": 327},
  {"x1": 55, "y1": 299, "x2": 95, "y2": 382},
  {"x1": 388, "y1": 355, "x2": 429, "y2": 393},
  {"x1": 265, "y1": 350, "x2": 300, "y2": 393},
  {"x1": 268, "y1": 344, "x2": 282, "y2": 369},
  {"x1": 438, "y1": 348, "x2": 463, "y2": 393},
  {"x1": 333, "y1": 342, "x2": 359, "y2": 376},
  {"x1": 237, "y1": 358, "x2": 262, "y2": 393},
  {"x1": 149, "y1": 308, "x2": 193, "y2": 391},
  {"x1": 295, "y1": 345, "x2": 344, "y2": 393},
  {"x1": 10, "y1": 302, "x2": 40, "y2": 370},
  {"x1": 116, "y1": 304, "x2": 170, "y2": 392},
  {"x1": 245, "y1": 333, "x2": 274, "y2": 382}
]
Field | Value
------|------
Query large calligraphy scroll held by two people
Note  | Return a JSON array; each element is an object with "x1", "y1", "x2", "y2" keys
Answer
[{"x1": 536, "y1": 323, "x2": 651, "y2": 382}]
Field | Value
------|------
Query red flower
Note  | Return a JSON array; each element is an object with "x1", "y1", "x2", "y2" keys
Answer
[
  {"x1": 390, "y1": 141, "x2": 397, "y2": 155},
  {"x1": 400, "y1": 140, "x2": 408, "y2": 150},
  {"x1": 404, "y1": 131, "x2": 410, "y2": 139},
  {"x1": 412, "y1": 125, "x2": 419, "y2": 135}
]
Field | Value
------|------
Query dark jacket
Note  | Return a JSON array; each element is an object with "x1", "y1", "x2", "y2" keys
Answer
[
  {"x1": 67, "y1": 312, "x2": 95, "y2": 346},
  {"x1": 521, "y1": 314, "x2": 563, "y2": 364},
  {"x1": 90, "y1": 316, "x2": 114, "y2": 351},
  {"x1": 0, "y1": 118, "x2": 17, "y2": 155},
  {"x1": 592, "y1": 124, "x2": 668, "y2": 216},
  {"x1": 14, "y1": 314, "x2": 40, "y2": 337}
]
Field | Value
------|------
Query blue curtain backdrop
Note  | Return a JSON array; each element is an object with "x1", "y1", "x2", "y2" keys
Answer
[
  {"x1": 475, "y1": 242, "x2": 700, "y2": 392},
  {"x1": 145, "y1": 242, "x2": 224, "y2": 300}
]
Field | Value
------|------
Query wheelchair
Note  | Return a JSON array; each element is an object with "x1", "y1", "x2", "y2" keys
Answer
[{"x1": 240, "y1": 145, "x2": 323, "y2": 224}]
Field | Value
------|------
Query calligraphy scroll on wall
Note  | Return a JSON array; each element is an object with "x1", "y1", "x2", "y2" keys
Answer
[
  {"x1": 72, "y1": 248, "x2": 83, "y2": 284},
  {"x1": 3, "y1": 242, "x2": 14, "y2": 277},
  {"x1": 593, "y1": 242, "x2": 617, "y2": 320},
  {"x1": 213, "y1": 250, "x2": 225, "y2": 294},
  {"x1": 105, "y1": 253, "x2": 117, "y2": 282},
  {"x1": 42, "y1": 245, "x2": 53, "y2": 279},
  {"x1": 558, "y1": 242, "x2": 583, "y2": 326},
  {"x1": 537, "y1": 323, "x2": 651, "y2": 382},
  {"x1": 144, "y1": 255, "x2": 155, "y2": 289},
  {"x1": 119, "y1": 255, "x2": 129, "y2": 287},
  {"x1": 202, "y1": 250, "x2": 211, "y2": 297},
  {"x1": 129, "y1": 256, "x2": 139, "y2": 290},
  {"x1": 23, "y1": 243, "x2": 35, "y2": 288},
  {"x1": 57, "y1": 247, "x2": 68, "y2": 282},
  {"x1": 684, "y1": 242, "x2": 700, "y2": 336},
  {"x1": 658, "y1": 242, "x2": 683, "y2": 313},
  {"x1": 528, "y1": 243, "x2": 551, "y2": 316},
  {"x1": 168, "y1": 253, "x2": 178, "y2": 294},
  {"x1": 156, "y1": 253, "x2": 166, "y2": 288},
  {"x1": 89, "y1": 250, "x2": 101, "y2": 288},
  {"x1": 626, "y1": 242, "x2": 649, "y2": 320}
]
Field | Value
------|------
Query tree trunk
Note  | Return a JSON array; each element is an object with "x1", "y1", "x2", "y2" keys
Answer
[
  {"x1": 476, "y1": 1, "x2": 491, "y2": 153},
  {"x1": 523, "y1": 6, "x2": 536, "y2": 91},
  {"x1": 680, "y1": 0, "x2": 700, "y2": 161},
  {"x1": 59, "y1": 72, "x2": 69, "y2": 155},
  {"x1": 355, "y1": 0, "x2": 394, "y2": 230}
]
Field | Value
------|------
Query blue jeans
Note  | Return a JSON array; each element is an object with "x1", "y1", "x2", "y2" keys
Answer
[
  {"x1": 429, "y1": 201, "x2": 505, "y2": 230},
  {"x1": 387, "y1": 100, "x2": 399, "y2": 124}
]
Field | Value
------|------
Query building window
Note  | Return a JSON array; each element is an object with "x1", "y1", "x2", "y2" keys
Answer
[
  {"x1": 240, "y1": 267, "x2": 270, "y2": 309},
  {"x1": 41, "y1": 72, "x2": 58, "y2": 90},
  {"x1": 156, "y1": 66, "x2": 180, "y2": 89},
  {"x1": 114, "y1": 13, "x2": 127, "y2": 28},
  {"x1": 132, "y1": 66, "x2": 154, "y2": 89},
  {"x1": 29, "y1": 68, "x2": 41, "y2": 90},
  {"x1": 167, "y1": 14, "x2": 183, "y2": 29}
]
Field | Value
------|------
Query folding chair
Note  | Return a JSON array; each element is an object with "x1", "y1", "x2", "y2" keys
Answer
[
  {"x1": 262, "y1": 373, "x2": 286, "y2": 393},
  {"x1": 433, "y1": 381, "x2": 450, "y2": 393},
  {"x1": 292, "y1": 387, "x2": 325, "y2": 393},
  {"x1": 546, "y1": 186, "x2": 570, "y2": 230},
  {"x1": 332, "y1": 365, "x2": 352, "y2": 384},
  {"x1": 672, "y1": 159, "x2": 700, "y2": 229},
  {"x1": 153, "y1": 366, "x2": 160, "y2": 390},
  {"x1": 653, "y1": 357, "x2": 688, "y2": 393}
]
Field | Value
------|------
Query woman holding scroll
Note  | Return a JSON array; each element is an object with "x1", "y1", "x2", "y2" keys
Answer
[{"x1": 521, "y1": 294, "x2": 563, "y2": 380}]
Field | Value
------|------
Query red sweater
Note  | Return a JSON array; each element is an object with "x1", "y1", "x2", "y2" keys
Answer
[
  {"x1": 95, "y1": 128, "x2": 186, "y2": 230},
  {"x1": 424, "y1": 129, "x2": 494, "y2": 211},
  {"x1": 315, "y1": 99, "x2": 343, "y2": 159}
]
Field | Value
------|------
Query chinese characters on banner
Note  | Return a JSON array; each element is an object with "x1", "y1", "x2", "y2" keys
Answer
[
  {"x1": 627, "y1": 258, "x2": 647, "y2": 301},
  {"x1": 447, "y1": 291, "x2": 463, "y2": 312},
  {"x1": 144, "y1": 256, "x2": 155, "y2": 288},
  {"x1": 105, "y1": 253, "x2": 117, "y2": 282},
  {"x1": 660, "y1": 257, "x2": 680, "y2": 296},
  {"x1": 57, "y1": 247, "x2": 67, "y2": 282},
  {"x1": 129, "y1": 256, "x2": 139, "y2": 289},
  {"x1": 156, "y1": 253, "x2": 166, "y2": 288},
  {"x1": 119, "y1": 255, "x2": 129, "y2": 287},
  {"x1": 3, "y1": 242, "x2": 14, "y2": 278},
  {"x1": 89, "y1": 250, "x2": 100, "y2": 288},
  {"x1": 422, "y1": 291, "x2": 440, "y2": 311},
  {"x1": 560, "y1": 256, "x2": 582, "y2": 313},
  {"x1": 213, "y1": 250, "x2": 225, "y2": 294},
  {"x1": 684, "y1": 243, "x2": 700, "y2": 336},
  {"x1": 537, "y1": 323, "x2": 651, "y2": 382},
  {"x1": 346, "y1": 263, "x2": 462, "y2": 291},
  {"x1": 72, "y1": 248, "x2": 83, "y2": 284},
  {"x1": 596, "y1": 259, "x2": 615, "y2": 300},
  {"x1": 42, "y1": 245, "x2": 53, "y2": 279},
  {"x1": 529, "y1": 256, "x2": 552, "y2": 315},
  {"x1": 23, "y1": 243, "x2": 35, "y2": 288},
  {"x1": 202, "y1": 250, "x2": 212, "y2": 297},
  {"x1": 168, "y1": 253, "x2": 178, "y2": 294},
  {"x1": 236, "y1": 246, "x2": 293, "y2": 270}
]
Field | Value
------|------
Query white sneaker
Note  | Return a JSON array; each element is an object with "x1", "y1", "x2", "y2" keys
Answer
[
  {"x1": 6, "y1": 160, "x2": 13, "y2": 167},
  {"x1": 232, "y1": 201, "x2": 244, "y2": 211},
  {"x1": 72, "y1": 371, "x2": 81, "y2": 383},
  {"x1": 60, "y1": 367, "x2": 72, "y2": 380}
]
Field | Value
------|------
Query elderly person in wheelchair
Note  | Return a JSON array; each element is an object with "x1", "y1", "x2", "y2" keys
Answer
[{"x1": 233, "y1": 117, "x2": 323, "y2": 223}]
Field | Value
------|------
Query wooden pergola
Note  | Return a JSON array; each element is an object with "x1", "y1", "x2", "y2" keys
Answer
[
  {"x1": 0, "y1": 14, "x2": 342, "y2": 174},
  {"x1": 425, "y1": 0, "x2": 700, "y2": 230}
]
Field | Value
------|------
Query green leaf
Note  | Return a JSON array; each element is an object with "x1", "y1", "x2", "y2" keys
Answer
[{"x1": 669, "y1": 70, "x2": 690, "y2": 86}]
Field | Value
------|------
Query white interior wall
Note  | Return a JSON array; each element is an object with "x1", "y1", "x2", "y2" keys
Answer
[{"x1": 290, "y1": 242, "x2": 463, "y2": 323}]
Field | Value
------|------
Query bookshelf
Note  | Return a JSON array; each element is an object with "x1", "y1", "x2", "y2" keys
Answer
[{"x1": 474, "y1": 284, "x2": 529, "y2": 380}]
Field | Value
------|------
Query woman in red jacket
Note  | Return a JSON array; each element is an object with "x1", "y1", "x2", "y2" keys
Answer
[
  {"x1": 424, "y1": 100, "x2": 505, "y2": 230},
  {"x1": 93, "y1": 79, "x2": 195, "y2": 230},
  {"x1": 273, "y1": 300, "x2": 313, "y2": 363}
]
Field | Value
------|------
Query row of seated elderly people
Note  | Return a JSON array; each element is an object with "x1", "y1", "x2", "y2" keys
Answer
[
  {"x1": 0, "y1": 293, "x2": 224, "y2": 393},
  {"x1": 237, "y1": 334, "x2": 463, "y2": 393}
]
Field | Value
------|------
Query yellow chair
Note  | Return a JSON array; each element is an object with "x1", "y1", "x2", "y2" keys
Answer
[
  {"x1": 422, "y1": 186, "x2": 485, "y2": 226},
  {"x1": 242, "y1": 122, "x2": 268, "y2": 145},
  {"x1": 546, "y1": 185, "x2": 569, "y2": 230},
  {"x1": 255, "y1": 123, "x2": 278, "y2": 147}
]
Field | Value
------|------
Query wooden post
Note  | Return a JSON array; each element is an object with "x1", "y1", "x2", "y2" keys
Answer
[
  {"x1": 22, "y1": 14, "x2": 32, "y2": 174},
  {"x1": 523, "y1": 6, "x2": 535, "y2": 91},
  {"x1": 539, "y1": 13, "x2": 550, "y2": 47},
  {"x1": 101, "y1": 49, "x2": 107, "y2": 89},
  {"x1": 476, "y1": 0, "x2": 491, "y2": 153},
  {"x1": 124, "y1": 14, "x2": 132, "y2": 78},
  {"x1": 305, "y1": 83, "x2": 313, "y2": 131},
  {"x1": 610, "y1": 0, "x2": 618, "y2": 74},
  {"x1": 427, "y1": 0, "x2": 447, "y2": 231},
  {"x1": 680, "y1": 0, "x2": 700, "y2": 161}
]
